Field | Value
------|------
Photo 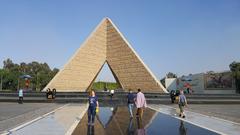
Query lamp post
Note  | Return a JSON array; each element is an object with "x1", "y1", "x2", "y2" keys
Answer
[
  {"x1": 17, "y1": 78, "x2": 20, "y2": 90},
  {"x1": 0, "y1": 74, "x2": 2, "y2": 91},
  {"x1": 106, "y1": 82, "x2": 108, "y2": 90},
  {"x1": 99, "y1": 79, "x2": 101, "y2": 90},
  {"x1": 8, "y1": 82, "x2": 11, "y2": 90},
  {"x1": 36, "y1": 73, "x2": 38, "y2": 91}
]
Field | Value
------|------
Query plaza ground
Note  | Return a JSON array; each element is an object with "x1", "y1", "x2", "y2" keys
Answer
[
  {"x1": 169, "y1": 104, "x2": 240, "y2": 123},
  {"x1": 0, "y1": 103, "x2": 63, "y2": 132},
  {"x1": 0, "y1": 102, "x2": 240, "y2": 135}
]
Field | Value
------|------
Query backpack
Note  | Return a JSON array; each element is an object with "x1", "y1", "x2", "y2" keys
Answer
[{"x1": 179, "y1": 95, "x2": 186, "y2": 106}]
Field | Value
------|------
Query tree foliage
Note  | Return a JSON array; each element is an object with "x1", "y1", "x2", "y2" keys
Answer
[
  {"x1": 92, "y1": 81, "x2": 120, "y2": 91},
  {"x1": 166, "y1": 72, "x2": 177, "y2": 78},
  {"x1": 229, "y1": 61, "x2": 240, "y2": 92},
  {"x1": 0, "y1": 58, "x2": 59, "y2": 91}
]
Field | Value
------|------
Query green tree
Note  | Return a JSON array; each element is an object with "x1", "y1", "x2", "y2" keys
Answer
[
  {"x1": 0, "y1": 69, "x2": 8, "y2": 90},
  {"x1": 229, "y1": 61, "x2": 240, "y2": 93},
  {"x1": 2, "y1": 70, "x2": 20, "y2": 90},
  {"x1": 0, "y1": 58, "x2": 59, "y2": 91},
  {"x1": 92, "y1": 81, "x2": 120, "y2": 91},
  {"x1": 166, "y1": 72, "x2": 177, "y2": 78},
  {"x1": 3, "y1": 58, "x2": 14, "y2": 70},
  {"x1": 2, "y1": 59, "x2": 20, "y2": 90}
]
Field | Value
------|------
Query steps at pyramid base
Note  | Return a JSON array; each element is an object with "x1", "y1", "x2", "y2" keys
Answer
[
  {"x1": 0, "y1": 96, "x2": 240, "y2": 104},
  {"x1": 1, "y1": 91, "x2": 240, "y2": 104}
]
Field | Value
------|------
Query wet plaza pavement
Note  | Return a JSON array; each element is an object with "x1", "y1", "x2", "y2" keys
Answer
[
  {"x1": 72, "y1": 105, "x2": 219, "y2": 135},
  {"x1": 2, "y1": 104, "x2": 87, "y2": 135},
  {"x1": 0, "y1": 103, "x2": 63, "y2": 132},
  {"x1": 1, "y1": 103, "x2": 240, "y2": 135}
]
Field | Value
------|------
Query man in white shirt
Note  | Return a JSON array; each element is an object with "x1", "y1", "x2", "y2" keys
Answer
[{"x1": 135, "y1": 89, "x2": 147, "y2": 119}]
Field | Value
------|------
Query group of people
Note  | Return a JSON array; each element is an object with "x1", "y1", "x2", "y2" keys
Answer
[
  {"x1": 128, "y1": 89, "x2": 188, "y2": 119},
  {"x1": 46, "y1": 88, "x2": 57, "y2": 99},
  {"x1": 87, "y1": 88, "x2": 148, "y2": 126},
  {"x1": 17, "y1": 87, "x2": 188, "y2": 128},
  {"x1": 127, "y1": 89, "x2": 147, "y2": 119},
  {"x1": 87, "y1": 88, "x2": 188, "y2": 126},
  {"x1": 17, "y1": 87, "x2": 57, "y2": 104}
]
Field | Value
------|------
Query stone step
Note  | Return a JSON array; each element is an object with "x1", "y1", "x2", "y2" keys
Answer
[
  {"x1": 1, "y1": 94, "x2": 239, "y2": 100},
  {"x1": 1, "y1": 92, "x2": 239, "y2": 96},
  {"x1": 1, "y1": 96, "x2": 240, "y2": 104}
]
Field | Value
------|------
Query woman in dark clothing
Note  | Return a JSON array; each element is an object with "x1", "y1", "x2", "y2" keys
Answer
[{"x1": 88, "y1": 90, "x2": 99, "y2": 126}]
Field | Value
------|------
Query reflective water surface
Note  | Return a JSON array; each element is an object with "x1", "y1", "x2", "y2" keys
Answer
[{"x1": 72, "y1": 104, "x2": 219, "y2": 135}]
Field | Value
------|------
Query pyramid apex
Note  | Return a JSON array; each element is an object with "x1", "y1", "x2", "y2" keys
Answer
[{"x1": 103, "y1": 17, "x2": 112, "y2": 22}]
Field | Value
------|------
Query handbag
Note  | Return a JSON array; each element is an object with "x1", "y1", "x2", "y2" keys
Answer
[{"x1": 96, "y1": 107, "x2": 99, "y2": 113}]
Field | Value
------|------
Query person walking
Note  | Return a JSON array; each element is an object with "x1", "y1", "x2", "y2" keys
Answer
[
  {"x1": 18, "y1": 88, "x2": 23, "y2": 104},
  {"x1": 127, "y1": 89, "x2": 135, "y2": 118},
  {"x1": 88, "y1": 90, "x2": 99, "y2": 126},
  {"x1": 178, "y1": 90, "x2": 188, "y2": 118},
  {"x1": 135, "y1": 89, "x2": 147, "y2": 119}
]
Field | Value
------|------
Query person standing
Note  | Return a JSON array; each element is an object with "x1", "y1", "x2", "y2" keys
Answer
[
  {"x1": 178, "y1": 90, "x2": 188, "y2": 118},
  {"x1": 135, "y1": 89, "x2": 147, "y2": 119},
  {"x1": 127, "y1": 89, "x2": 135, "y2": 118},
  {"x1": 88, "y1": 90, "x2": 99, "y2": 126},
  {"x1": 187, "y1": 88, "x2": 190, "y2": 94},
  {"x1": 18, "y1": 88, "x2": 23, "y2": 104},
  {"x1": 110, "y1": 89, "x2": 114, "y2": 99}
]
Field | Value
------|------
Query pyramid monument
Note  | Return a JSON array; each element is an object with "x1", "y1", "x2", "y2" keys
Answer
[{"x1": 44, "y1": 18, "x2": 167, "y2": 93}]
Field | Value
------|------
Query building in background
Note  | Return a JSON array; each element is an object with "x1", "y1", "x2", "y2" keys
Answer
[
  {"x1": 165, "y1": 78, "x2": 177, "y2": 92},
  {"x1": 178, "y1": 71, "x2": 235, "y2": 94}
]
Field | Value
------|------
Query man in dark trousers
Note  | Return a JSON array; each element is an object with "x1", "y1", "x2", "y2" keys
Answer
[{"x1": 127, "y1": 89, "x2": 135, "y2": 118}]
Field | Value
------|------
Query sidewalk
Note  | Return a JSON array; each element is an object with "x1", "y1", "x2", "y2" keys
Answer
[
  {"x1": 0, "y1": 103, "x2": 63, "y2": 132},
  {"x1": 2, "y1": 104, "x2": 88, "y2": 135},
  {"x1": 148, "y1": 104, "x2": 240, "y2": 135}
]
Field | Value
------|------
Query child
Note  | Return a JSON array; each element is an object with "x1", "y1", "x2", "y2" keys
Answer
[{"x1": 178, "y1": 90, "x2": 188, "y2": 118}]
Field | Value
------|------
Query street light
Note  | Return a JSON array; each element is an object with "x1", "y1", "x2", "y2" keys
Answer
[
  {"x1": 8, "y1": 82, "x2": 11, "y2": 90},
  {"x1": 17, "y1": 78, "x2": 20, "y2": 90},
  {"x1": 0, "y1": 74, "x2": 2, "y2": 91},
  {"x1": 36, "y1": 72, "x2": 38, "y2": 91}
]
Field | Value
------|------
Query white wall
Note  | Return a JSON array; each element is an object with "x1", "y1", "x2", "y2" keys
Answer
[{"x1": 165, "y1": 78, "x2": 177, "y2": 91}]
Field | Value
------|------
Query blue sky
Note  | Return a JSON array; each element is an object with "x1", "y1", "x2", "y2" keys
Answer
[{"x1": 0, "y1": 0, "x2": 240, "y2": 81}]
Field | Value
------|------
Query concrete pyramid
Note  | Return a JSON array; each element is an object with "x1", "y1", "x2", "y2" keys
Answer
[{"x1": 45, "y1": 18, "x2": 167, "y2": 93}]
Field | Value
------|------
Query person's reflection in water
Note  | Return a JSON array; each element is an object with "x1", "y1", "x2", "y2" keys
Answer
[
  {"x1": 87, "y1": 125, "x2": 95, "y2": 135},
  {"x1": 136, "y1": 117, "x2": 146, "y2": 135},
  {"x1": 179, "y1": 120, "x2": 187, "y2": 135},
  {"x1": 127, "y1": 117, "x2": 134, "y2": 135}
]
